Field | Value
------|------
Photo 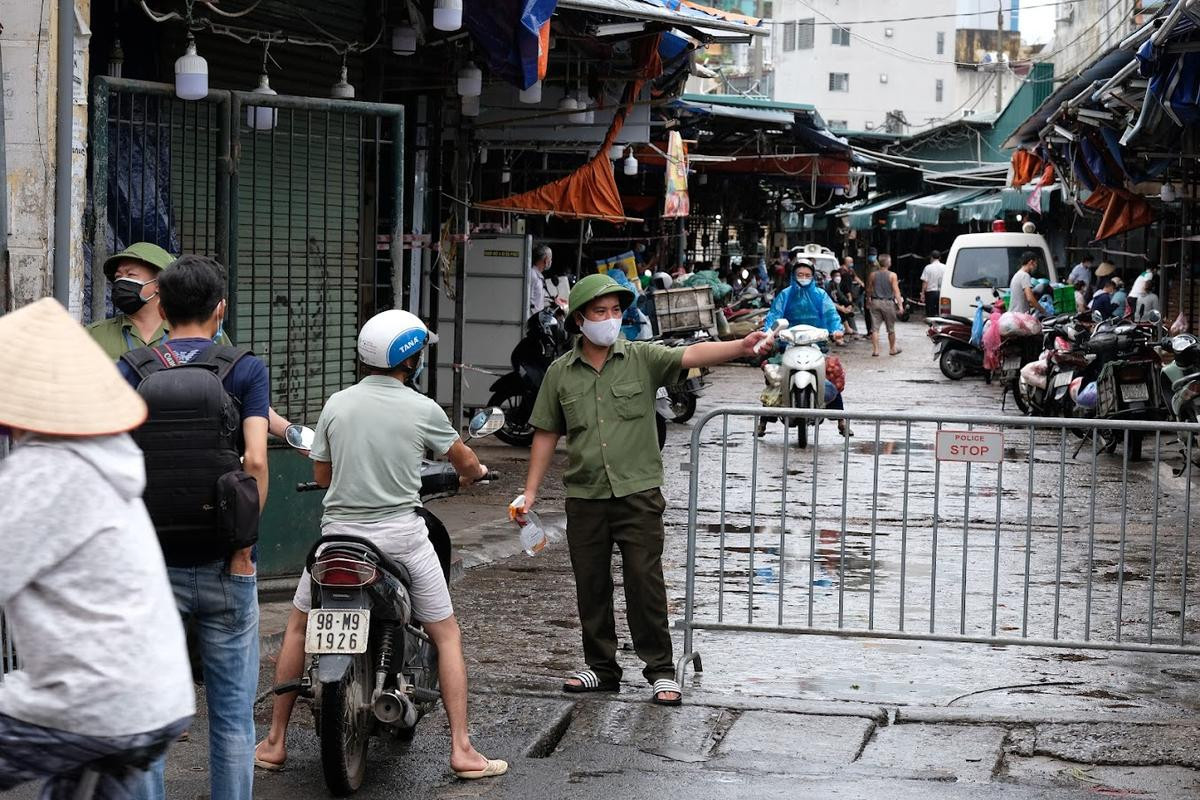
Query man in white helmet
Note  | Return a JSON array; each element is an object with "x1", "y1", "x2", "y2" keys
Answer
[{"x1": 255, "y1": 309, "x2": 507, "y2": 780}]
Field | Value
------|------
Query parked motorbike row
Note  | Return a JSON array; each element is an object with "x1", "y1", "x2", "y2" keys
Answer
[{"x1": 926, "y1": 302, "x2": 1200, "y2": 461}]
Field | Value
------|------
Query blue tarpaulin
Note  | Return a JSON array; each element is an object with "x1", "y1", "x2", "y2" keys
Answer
[{"x1": 465, "y1": 0, "x2": 557, "y2": 90}]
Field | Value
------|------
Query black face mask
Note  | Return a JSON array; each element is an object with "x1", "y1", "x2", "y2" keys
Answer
[{"x1": 111, "y1": 277, "x2": 157, "y2": 314}]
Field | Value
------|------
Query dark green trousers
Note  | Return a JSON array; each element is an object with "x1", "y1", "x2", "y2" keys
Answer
[{"x1": 564, "y1": 488, "x2": 673, "y2": 684}]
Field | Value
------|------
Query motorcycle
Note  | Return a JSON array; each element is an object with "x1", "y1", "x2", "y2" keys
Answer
[
  {"x1": 280, "y1": 408, "x2": 504, "y2": 795},
  {"x1": 655, "y1": 331, "x2": 711, "y2": 423},
  {"x1": 763, "y1": 320, "x2": 830, "y2": 449},
  {"x1": 488, "y1": 309, "x2": 569, "y2": 447},
  {"x1": 926, "y1": 313, "x2": 988, "y2": 381},
  {"x1": 1160, "y1": 333, "x2": 1200, "y2": 425},
  {"x1": 1015, "y1": 313, "x2": 1090, "y2": 418}
]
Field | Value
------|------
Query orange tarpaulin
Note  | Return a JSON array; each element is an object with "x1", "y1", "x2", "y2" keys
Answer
[
  {"x1": 1093, "y1": 187, "x2": 1154, "y2": 242},
  {"x1": 1010, "y1": 150, "x2": 1045, "y2": 188},
  {"x1": 478, "y1": 36, "x2": 663, "y2": 222}
]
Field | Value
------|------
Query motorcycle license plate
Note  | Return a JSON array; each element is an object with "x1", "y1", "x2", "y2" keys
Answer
[
  {"x1": 1003, "y1": 355, "x2": 1021, "y2": 371},
  {"x1": 1052, "y1": 370, "x2": 1074, "y2": 388},
  {"x1": 305, "y1": 609, "x2": 369, "y2": 654},
  {"x1": 1120, "y1": 383, "x2": 1149, "y2": 403}
]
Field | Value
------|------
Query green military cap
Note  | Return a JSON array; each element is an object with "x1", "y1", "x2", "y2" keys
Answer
[
  {"x1": 566, "y1": 273, "x2": 635, "y2": 333},
  {"x1": 102, "y1": 242, "x2": 176, "y2": 281}
]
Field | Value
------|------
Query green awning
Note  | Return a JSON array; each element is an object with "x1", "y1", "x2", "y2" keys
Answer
[
  {"x1": 846, "y1": 193, "x2": 923, "y2": 231},
  {"x1": 887, "y1": 209, "x2": 915, "y2": 231},
  {"x1": 1001, "y1": 183, "x2": 1059, "y2": 211},
  {"x1": 905, "y1": 188, "x2": 988, "y2": 227},
  {"x1": 957, "y1": 192, "x2": 1004, "y2": 223}
]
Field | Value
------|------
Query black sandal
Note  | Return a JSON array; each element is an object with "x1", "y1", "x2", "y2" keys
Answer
[{"x1": 562, "y1": 669, "x2": 620, "y2": 693}]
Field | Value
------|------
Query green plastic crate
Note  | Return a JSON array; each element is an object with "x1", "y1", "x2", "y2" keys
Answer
[{"x1": 1052, "y1": 285, "x2": 1076, "y2": 314}]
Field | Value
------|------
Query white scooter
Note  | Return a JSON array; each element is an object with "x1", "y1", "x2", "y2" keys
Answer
[{"x1": 761, "y1": 319, "x2": 830, "y2": 448}]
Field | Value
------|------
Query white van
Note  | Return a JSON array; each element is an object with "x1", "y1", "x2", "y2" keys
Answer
[
  {"x1": 790, "y1": 243, "x2": 840, "y2": 278},
  {"x1": 939, "y1": 232, "x2": 1058, "y2": 318}
]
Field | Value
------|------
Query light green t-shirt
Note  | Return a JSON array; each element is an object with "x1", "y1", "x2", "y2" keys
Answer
[{"x1": 310, "y1": 375, "x2": 460, "y2": 523}]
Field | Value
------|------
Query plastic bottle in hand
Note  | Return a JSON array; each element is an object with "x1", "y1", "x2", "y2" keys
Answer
[{"x1": 509, "y1": 495, "x2": 562, "y2": 556}]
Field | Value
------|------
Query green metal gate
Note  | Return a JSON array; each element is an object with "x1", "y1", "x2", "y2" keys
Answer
[{"x1": 88, "y1": 77, "x2": 404, "y2": 577}]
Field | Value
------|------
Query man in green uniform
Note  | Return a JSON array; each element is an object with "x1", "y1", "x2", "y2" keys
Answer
[
  {"x1": 518, "y1": 274, "x2": 772, "y2": 705},
  {"x1": 88, "y1": 242, "x2": 293, "y2": 438}
]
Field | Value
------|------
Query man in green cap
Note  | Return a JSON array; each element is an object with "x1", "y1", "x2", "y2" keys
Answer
[
  {"x1": 88, "y1": 242, "x2": 294, "y2": 438},
  {"x1": 516, "y1": 273, "x2": 773, "y2": 706}
]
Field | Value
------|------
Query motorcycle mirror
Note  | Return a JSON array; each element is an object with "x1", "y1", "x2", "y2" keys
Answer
[
  {"x1": 1092, "y1": 310, "x2": 1104, "y2": 323},
  {"x1": 284, "y1": 424, "x2": 316, "y2": 451},
  {"x1": 741, "y1": 269, "x2": 750, "y2": 280},
  {"x1": 468, "y1": 407, "x2": 506, "y2": 439},
  {"x1": 1147, "y1": 309, "x2": 1162, "y2": 324}
]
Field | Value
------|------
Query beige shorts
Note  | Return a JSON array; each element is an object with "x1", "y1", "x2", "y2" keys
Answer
[
  {"x1": 292, "y1": 512, "x2": 453, "y2": 623},
  {"x1": 870, "y1": 298, "x2": 898, "y2": 333}
]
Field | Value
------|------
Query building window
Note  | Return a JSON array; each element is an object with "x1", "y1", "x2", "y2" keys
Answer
[
  {"x1": 797, "y1": 18, "x2": 815, "y2": 49},
  {"x1": 829, "y1": 72, "x2": 849, "y2": 92},
  {"x1": 935, "y1": 79, "x2": 944, "y2": 102},
  {"x1": 937, "y1": 31, "x2": 945, "y2": 55},
  {"x1": 782, "y1": 21, "x2": 796, "y2": 51},
  {"x1": 832, "y1": 26, "x2": 850, "y2": 46},
  {"x1": 827, "y1": 119, "x2": 848, "y2": 130}
]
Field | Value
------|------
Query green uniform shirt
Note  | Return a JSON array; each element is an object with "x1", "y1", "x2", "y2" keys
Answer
[
  {"x1": 309, "y1": 375, "x2": 461, "y2": 524},
  {"x1": 87, "y1": 314, "x2": 231, "y2": 360},
  {"x1": 529, "y1": 338, "x2": 685, "y2": 500}
]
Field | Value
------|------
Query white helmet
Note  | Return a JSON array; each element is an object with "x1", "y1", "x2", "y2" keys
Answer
[{"x1": 357, "y1": 309, "x2": 438, "y2": 369}]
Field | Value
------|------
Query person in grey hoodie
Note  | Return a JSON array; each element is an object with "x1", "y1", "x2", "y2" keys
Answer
[{"x1": 0, "y1": 298, "x2": 194, "y2": 799}]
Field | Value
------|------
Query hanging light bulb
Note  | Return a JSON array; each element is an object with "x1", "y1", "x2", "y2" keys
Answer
[
  {"x1": 609, "y1": 143, "x2": 625, "y2": 160},
  {"x1": 579, "y1": 91, "x2": 595, "y2": 124},
  {"x1": 519, "y1": 80, "x2": 543, "y2": 104},
  {"x1": 568, "y1": 89, "x2": 588, "y2": 124},
  {"x1": 391, "y1": 24, "x2": 417, "y2": 56},
  {"x1": 457, "y1": 62, "x2": 482, "y2": 97},
  {"x1": 558, "y1": 93, "x2": 581, "y2": 120},
  {"x1": 108, "y1": 38, "x2": 124, "y2": 78},
  {"x1": 433, "y1": 0, "x2": 463, "y2": 32},
  {"x1": 460, "y1": 93, "x2": 480, "y2": 117},
  {"x1": 1161, "y1": 181, "x2": 1178, "y2": 203},
  {"x1": 174, "y1": 36, "x2": 208, "y2": 100},
  {"x1": 479, "y1": 147, "x2": 489, "y2": 164},
  {"x1": 623, "y1": 148, "x2": 638, "y2": 176},
  {"x1": 501, "y1": 166, "x2": 512, "y2": 183},
  {"x1": 246, "y1": 73, "x2": 278, "y2": 131},
  {"x1": 331, "y1": 65, "x2": 355, "y2": 99}
]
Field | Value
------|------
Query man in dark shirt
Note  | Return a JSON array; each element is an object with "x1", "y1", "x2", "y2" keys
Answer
[{"x1": 117, "y1": 255, "x2": 269, "y2": 800}]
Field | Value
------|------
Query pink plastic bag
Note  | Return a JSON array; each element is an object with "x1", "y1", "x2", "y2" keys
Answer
[{"x1": 983, "y1": 307, "x2": 1004, "y2": 370}]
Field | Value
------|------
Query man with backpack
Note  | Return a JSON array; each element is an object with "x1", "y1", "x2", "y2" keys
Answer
[{"x1": 116, "y1": 254, "x2": 270, "y2": 800}]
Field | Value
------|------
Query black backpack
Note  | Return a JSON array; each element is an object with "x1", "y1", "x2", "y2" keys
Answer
[{"x1": 121, "y1": 344, "x2": 260, "y2": 567}]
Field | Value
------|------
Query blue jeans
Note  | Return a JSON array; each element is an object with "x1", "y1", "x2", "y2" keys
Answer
[{"x1": 145, "y1": 561, "x2": 259, "y2": 800}]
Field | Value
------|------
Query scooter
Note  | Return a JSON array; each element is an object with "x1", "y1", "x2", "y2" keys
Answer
[
  {"x1": 1015, "y1": 313, "x2": 1089, "y2": 418},
  {"x1": 926, "y1": 314, "x2": 988, "y2": 381},
  {"x1": 1160, "y1": 333, "x2": 1200, "y2": 424},
  {"x1": 761, "y1": 319, "x2": 830, "y2": 449},
  {"x1": 655, "y1": 331, "x2": 711, "y2": 423},
  {"x1": 280, "y1": 408, "x2": 504, "y2": 796},
  {"x1": 488, "y1": 309, "x2": 569, "y2": 447}
]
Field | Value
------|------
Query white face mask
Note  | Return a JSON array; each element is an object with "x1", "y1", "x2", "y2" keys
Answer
[
  {"x1": 580, "y1": 316, "x2": 622, "y2": 347},
  {"x1": 797, "y1": 277, "x2": 813, "y2": 287}
]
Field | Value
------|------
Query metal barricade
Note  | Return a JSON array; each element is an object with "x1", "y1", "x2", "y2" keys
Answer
[{"x1": 675, "y1": 407, "x2": 1200, "y2": 684}]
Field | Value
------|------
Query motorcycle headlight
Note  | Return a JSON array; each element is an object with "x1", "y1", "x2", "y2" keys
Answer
[{"x1": 763, "y1": 364, "x2": 783, "y2": 386}]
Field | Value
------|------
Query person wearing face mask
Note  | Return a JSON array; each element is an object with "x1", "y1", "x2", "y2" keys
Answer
[
  {"x1": 88, "y1": 243, "x2": 228, "y2": 359},
  {"x1": 516, "y1": 274, "x2": 773, "y2": 707},
  {"x1": 88, "y1": 243, "x2": 297, "y2": 443}
]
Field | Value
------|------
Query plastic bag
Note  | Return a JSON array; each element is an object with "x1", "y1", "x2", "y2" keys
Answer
[
  {"x1": 1170, "y1": 312, "x2": 1191, "y2": 337},
  {"x1": 1020, "y1": 358, "x2": 1050, "y2": 390},
  {"x1": 509, "y1": 496, "x2": 563, "y2": 556},
  {"x1": 1069, "y1": 376, "x2": 1084, "y2": 402},
  {"x1": 1076, "y1": 381, "x2": 1099, "y2": 409},
  {"x1": 982, "y1": 309, "x2": 1004, "y2": 370},
  {"x1": 970, "y1": 304, "x2": 985, "y2": 347},
  {"x1": 825, "y1": 355, "x2": 846, "y2": 392},
  {"x1": 998, "y1": 311, "x2": 1042, "y2": 338},
  {"x1": 760, "y1": 386, "x2": 783, "y2": 407}
]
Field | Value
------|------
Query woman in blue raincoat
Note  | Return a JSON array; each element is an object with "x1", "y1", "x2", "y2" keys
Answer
[{"x1": 759, "y1": 259, "x2": 850, "y2": 436}]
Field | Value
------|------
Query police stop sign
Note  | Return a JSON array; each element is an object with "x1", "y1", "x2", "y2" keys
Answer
[{"x1": 935, "y1": 430, "x2": 1004, "y2": 463}]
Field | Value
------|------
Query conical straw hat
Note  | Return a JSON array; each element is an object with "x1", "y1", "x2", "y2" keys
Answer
[{"x1": 0, "y1": 298, "x2": 147, "y2": 436}]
